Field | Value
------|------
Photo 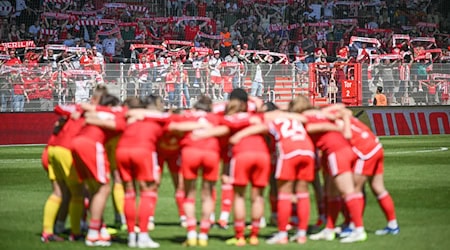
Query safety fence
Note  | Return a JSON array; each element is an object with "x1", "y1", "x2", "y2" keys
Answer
[{"x1": 0, "y1": 62, "x2": 449, "y2": 112}]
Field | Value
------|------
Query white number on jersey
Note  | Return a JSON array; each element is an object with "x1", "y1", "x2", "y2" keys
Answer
[{"x1": 273, "y1": 118, "x2": 306, "y2": 141}]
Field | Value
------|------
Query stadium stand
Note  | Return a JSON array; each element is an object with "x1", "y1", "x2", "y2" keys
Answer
[{"x1": 0, "y1": 0, "x2": 449, "y2": 111}]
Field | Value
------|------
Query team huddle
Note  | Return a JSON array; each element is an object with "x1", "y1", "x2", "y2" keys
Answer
[{"x1": 40, "y1": 86, "x2": 399, "y2": 248}]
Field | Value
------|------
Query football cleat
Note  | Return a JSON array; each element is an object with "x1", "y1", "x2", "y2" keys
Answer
[
  {"x1": 266, "y1": 232, "x2": 288, "y2": 245},
  {"x1": 85, "y1": 237, "x2": 111, "y2": 247},
  {"x1": 375, "y1": 226, "x2": 400, "y2": 235},
  {"x1": 309, "y1": 228, "x2": 336, "y2": 241},
  {"x1": 340, "y1": 231, "x2": 367, "y2": 243},
  {"x1": 339, "y1": 226, "x2": 353, "y2": 238},
  {"x1": 182, "y1": 238, "x2": 197, "y2": 247},
  {"x1": 137, "y1": 237, "x2": 160, "y2": 248},
  {"x1": 248, "y1": 236, "x2": 259, "y2": 245},
  {"x1": 41, "y1": 234, "x2": 64, "y2": 243},
  {"x1": 197, "y1": 239, "x2": 208, "y2": 247},
  {"x1": 225, "y1": 237, "x2": 246, "y2": 246}
]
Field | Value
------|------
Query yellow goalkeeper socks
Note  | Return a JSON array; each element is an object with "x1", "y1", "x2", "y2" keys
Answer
[
  {"x1": 113, "y1": 183, "x2": 125, "y2": 223},
  {"x1": 42, "y1": 194, "x2": 62, "y2": 235}
]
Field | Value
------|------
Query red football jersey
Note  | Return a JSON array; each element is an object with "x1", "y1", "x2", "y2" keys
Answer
[
  {"x1": 305, "y1": 114, "x2": 351, "y2": 155},
  {"x1": 177, "y1": 110, "x2": 222, "y2": 152},
  {"x1": 77, "y1": 106, "x2": 127, "y2": 144},
  {"x1": 268, "y1": 117, "x2": 315, "y2": 157},
  {"x1": 223, "y1": 112, "x2": 269, "y2": 155},
  {"x1": 117, "y1": 112, "x2": 170, "y2": 150},
  {"x1": 348, "y1": 117, "x2": 381, "y2": 159}
]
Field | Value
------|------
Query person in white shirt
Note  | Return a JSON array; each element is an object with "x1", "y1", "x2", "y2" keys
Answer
[
  {"x1": 102, "y1": 34, "x2": 116, "y2": 61},
  {"x1": 250, "y1": 55, "x2": 264, "y2": 97},
  {"x1": 209, "y1": 50, "x2": 223, "y2": 100},
  {"x1": 75, "y1": 77, "x2": 93, "y2": 103}
]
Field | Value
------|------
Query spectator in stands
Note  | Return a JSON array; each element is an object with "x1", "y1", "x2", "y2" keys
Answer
[
  {"x1": 224, "y1": 48, "x2": 240, "y2": 89},
  {"x1": 8, "y1": 24, "x2": 21, "y2": 42},
  {"x1": 165, "y1": 65, "x2": 178, "y2": 108},
  {"x1": 209, "y1": 50, "x2": 223, "y2": 100},
  {"x1": 189, "y1": 51, "x2": 204, "y2": 101},
  {"x1": 38, "y1": 79, "x2": 53, "y2": 111},
  {"x1": 378, "y1": 59, "x2": 396, "y2": 105},
  {"x1": 18, "y1": 23, "x2": 31, "y2": 40},
  {"x1": 262, "y1": 55, "x2": 276, "y2": 102},
  {"x1": 366, "y1": 17, "x2": 379, "y2": 29},
  {"x1": 302, "y1": 33, "x2": 316, "y2": 63},
  {"x1": 220, "y1": 26, "x2": 232, "y2": 55},
  {"x1": 14, "y1": 0, "x2": 37, "y2": 27},
  {"x1": 28, "y1": 20, "x2": 41, "y2": 41},
  {"x1": 250, "y1": 54, "x2": 264, "y2": 97},
  {"x1": 63, "y1": 33, "x2": 76, "y2": 47},
  {"x1": 82, "y1": 0, "x2": 96, "y2": 11},
  {"x1": 10, "y1": 73, "x2": 27, "y2": 112},
  {"x1": 5, "y1": 49, "x2": 22, "y2": 66},
  {"x1": 373, "y1": 86, "x2": 387, "y2": 106},
  {"x1": 0, "y1": 74, "x2": 10, "y2": 112},
  {"x1": 177, "y1": 20, "x2": 208, "y2": 41}
]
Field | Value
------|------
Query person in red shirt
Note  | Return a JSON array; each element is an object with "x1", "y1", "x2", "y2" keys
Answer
[
  {"x1": 330, "y1": 105, "x2": 399, "y2": 236},
  {"x1": 165, "y1": 66, "x2": 179, "y2": 108},
  {"x1": 230, "y1": 107, "x2": 315, "y2": 245},
  {"x1": 290, "y1": 96, "x2": 366, "y2": 243},
  {"x1": 336, "y1": 39, "x2": 350, "y2": 62},
  {"x1": 115, "y1": 96, "x2": 168, "y2": 248},
  {"x1": 5, "y1": 49, "x2": 22, "y2": 66},
  {"x1": 167, "y1": 95, "x2": 222, "y2": 247},
  {"x1": 210, "y1": 89, "x2": 270, "y2": 246},
  {"x1": 197, "y1": 0, "x2": 207, "y2": 17},
  {"x1": 79, "y1": 50, "x2": 94, "y2": 70},
  {"x1": 210, "y1": 95, "x2": 262, "y2": 229},
  {"x1": 177, "y1": 20, "x2": 208, "y2": 41},
  {"x1": 10, "y1": 73, "x2": 27, "y2": 112},
  {"x1": 39, "y1": 80, "x2": 54, "y2": 111},
  {"x1": 156, "y1": 112, "x2": 186, "y2": 228},
  {"x1": 71, "y1": 94, "x2": 126, "y2": 247},
  {"x1": 41, "y1": 86, "x2": 108, "y2": 242},
  {"x1": 22, "y1": 73, "x2": 39, "y2": 110}
]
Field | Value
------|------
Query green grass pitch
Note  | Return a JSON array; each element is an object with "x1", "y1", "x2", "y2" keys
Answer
[{"x1": 0, "y1": 135, "x2": 449, "y2": 250}]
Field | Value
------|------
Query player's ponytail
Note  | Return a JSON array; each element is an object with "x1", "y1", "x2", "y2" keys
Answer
[
  {"x1": 193, "y1": 95, "x2": 213, "y2": 112},
  {"x1": 225, "y1": 99, "x2": 246, "y2": 115},
  {"x1": 288, "y1": 95, "x2": 313, "y2": 113}
]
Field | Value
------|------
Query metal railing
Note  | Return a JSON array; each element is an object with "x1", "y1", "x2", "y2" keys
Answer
[{"x1": 0, "y1": 62, "x2": 449, "y2": 112}]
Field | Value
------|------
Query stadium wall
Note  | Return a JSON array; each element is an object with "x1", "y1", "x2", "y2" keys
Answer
[
  {"x1": 349, "y1": 106, "x2": 450, "y2": 136},
  {"x1": 0, "y1": 106, "x2": 449, "y2": 145},
  {"x1": 0, "y1": 112, "x2": 58, "y2": 145}
]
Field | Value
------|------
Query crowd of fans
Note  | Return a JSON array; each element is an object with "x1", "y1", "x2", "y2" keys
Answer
[{"x1": 0, "y1": 0, "x2": 449, "y2": 112}]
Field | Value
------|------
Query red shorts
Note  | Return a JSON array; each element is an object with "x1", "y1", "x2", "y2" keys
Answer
[
  {"x1": 181, "y1": 147, "x2": 220, "y2": 181},
  {"x1": 353, "y1": 148, "x2": 384, "y2": 176},
  {"x1": 211, "y1": 75, "x2": 222, "y2": 85},
  {"x1": 157, "y1": 149, "x2": 181, "y2": 174},
  {"x1": 323, "y1": 146, "x2": 357, "y2": 177},
  {"x1": 116, "y1": 147, "x2": 159, "y2": 182},
  {"x1": 41, "y1": 146, "x2": 49, "y2": 172},
  {"x1": 220, "y1": 146, "x2": 232, "y2": 165},
  {"x1": 275, "y1": 154, "x2": 315, "y2": 182},
  {"x1": 230, "y1": 152, "x2": 271, "y2": 187},
  {"x1": 71, "y1": 137, "x2": 110, "y2": 184}
]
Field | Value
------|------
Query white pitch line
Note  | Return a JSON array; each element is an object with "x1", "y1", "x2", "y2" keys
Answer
[
  {"x1": 0, "y1": 159, "x2": 41, "y2": 164},
  {"x1": 385, "y1": 147, "x2": 449, "y2": 155}
]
